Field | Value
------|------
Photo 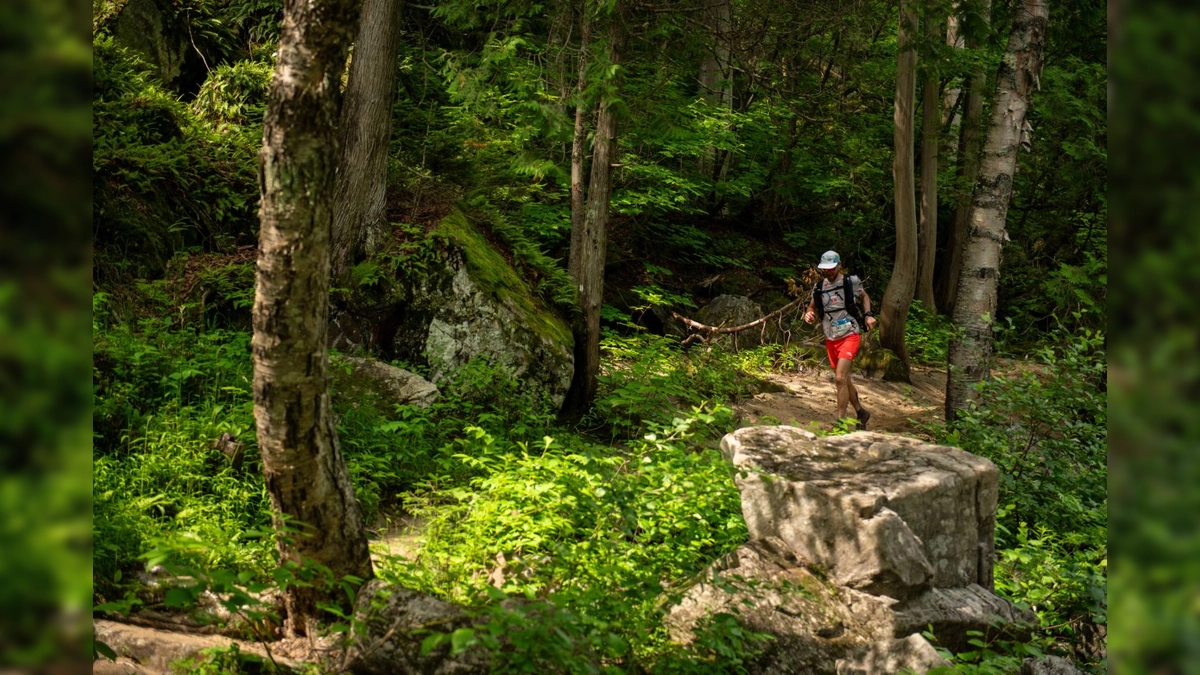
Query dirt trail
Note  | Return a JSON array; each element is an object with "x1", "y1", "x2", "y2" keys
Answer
[{"x1": 735, "y1": 365, "x2": 948, "y2": 439}]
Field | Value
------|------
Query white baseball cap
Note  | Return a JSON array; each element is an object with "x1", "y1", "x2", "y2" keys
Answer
[{"x1": 817, "y1": 250, "x2": 841, "y2": 269}]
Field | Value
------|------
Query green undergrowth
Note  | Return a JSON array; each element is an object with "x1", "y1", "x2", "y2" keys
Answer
[
  {"x1": 93, "y1": 276, "x2": 1107, "y2": 671},
  {"x1": 383, "y1": 406, "x2": 752, "y2": 671},
  {"x1": 92, "y1": 296, "x2": 777, "y2": 669},
  {"x1": 928, "y1": 326, "x2": 1108, "y2": 671},
  {"x1": 587, "y1": 333, "x2": 785, "y2": 440},
  {"x1": 92, "y1": 36, "x2": 262, "y2": 284}
]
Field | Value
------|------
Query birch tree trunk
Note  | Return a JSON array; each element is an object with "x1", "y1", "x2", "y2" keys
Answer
[
  {"x1": 254, "y1": 0, "x2": 372, "y2": 638},
  {"x1": 945, "y1": 0, "x2": 1048, "y2": 420},
  {"x1": 937, "y1": 0, "x2": 990, "y2": 315},
  {"x1": 331, "y1": 0, "x2": 405, "y2": 283},
  {"x1": 564, "y1": 6, "x2": 623, "y2": 417},
  {"x1": 917, "y1": 10, "x2": 943, "y2": 313},
  {"x1": 879, "y1": 0, "x2": 919, "y2": 382}
]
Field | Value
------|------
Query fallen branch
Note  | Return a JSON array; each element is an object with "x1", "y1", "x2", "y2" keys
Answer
[{"x1": 673, "y1": 296, "x2": 808, "y2": 347}]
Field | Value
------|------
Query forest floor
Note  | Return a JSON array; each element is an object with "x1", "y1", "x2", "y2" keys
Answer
[
  {"x1": 734, "y1": 364, "x2": 948, "y2": 438},
  {"x1": 367, "y1": 365, "x2": 952, "y2": 564},
  {"x1": 96, "y1": 366, "x2": 952, "y2": 673}
]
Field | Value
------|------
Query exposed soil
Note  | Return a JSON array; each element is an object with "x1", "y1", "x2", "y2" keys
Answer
[
  {"x1": 734, "y1": 365, "x2": 948, "y2": 439},
  {"x1": 371, "y1": 514, "x2": 428, "y2": 563}
]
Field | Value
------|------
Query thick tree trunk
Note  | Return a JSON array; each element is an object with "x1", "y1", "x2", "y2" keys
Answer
[
  {"x1": 879, "y1": 0, "x2": 919, "y2": 382},
  {"x1": 331, "y1": 0, "x2": 405, "y2": 283},
  {"x1": 254, "y1": 0, "x2": 372, "y2": 638},
  {"x1": 945, "y1": 0, "x2": 1048, "y2": 420},
  {"x1": 916, "y1": 10, "x2": 943, "y2": 313},
  {"x1": 564, "y1": 7, "x2": 623, "y2": 418},
  {"x1": 937, "y1": 0, "x2": 990, "y2": 315}
]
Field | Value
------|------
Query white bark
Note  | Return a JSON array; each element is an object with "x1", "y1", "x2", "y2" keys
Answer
[{"x1": 946, "y1": 0, "x2": 1049, "y2": 420}]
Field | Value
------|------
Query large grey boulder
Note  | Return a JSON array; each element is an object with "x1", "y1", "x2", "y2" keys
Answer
[
  {"x1": 331, "y1": 210, "x2": 574, "y2": 408},
  {"x1": 721, "y1": 426, "x2": 999, "y2": 597},
  {"x1": 695, "y1": 295, "x2": 783, "y2": 348},
  {"x1": 666, "y1": 425, "x2": 1034, "y2": 671},
  {"x1": 334, "y1": 357, "x2": 440, "y2": 409}
]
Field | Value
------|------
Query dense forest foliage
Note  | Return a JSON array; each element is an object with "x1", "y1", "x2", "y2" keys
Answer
[{"x1": 90, "y1": 0, "x2": 1108, "y2": 672}]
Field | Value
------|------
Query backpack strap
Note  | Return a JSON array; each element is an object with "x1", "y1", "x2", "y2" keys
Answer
[
  {"x1": 814, "y1": 276, "x2": 864, "y2": 326},
  {"x1": 842, "y1": 275, "x2": 857, "y2": 318}
]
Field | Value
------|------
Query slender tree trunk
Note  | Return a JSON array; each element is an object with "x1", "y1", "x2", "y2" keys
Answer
[
  {"x1": 937, "y1": 0, "x2": 990, "y2": 315},
  {"x1": 569, "y1": 2, "x2": 592, "y2": 244},
  {"x1": 331, "y1": 0, "x2": 405, "y2": 283},
  {"x1": 879, "y1": 0, "x2": 919, "y2": 382},
  {"x1": 564, "y1": 6, "x2": 623, "y2": 418},
  {"x1": 941, "y1": 11, "x2": 964, "y2": 134},
  {"x1": 917, "y1": 9, "x2": 943, "y2": 313},
  {"x1": 699, "y1": 0, "x2": 733, "y2": 187},
  {"x1": 946, "y1": 0, "x2": 1048, "y2": 420},
  {"x1": 254, "y1": 0, "x2": 372, "y2": 638}
]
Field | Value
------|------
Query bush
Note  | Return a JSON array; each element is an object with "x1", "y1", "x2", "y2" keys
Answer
[
  {"x1": 905, "y1": 300, "x2": 953, "y2": 366},
  {"x1": 589, "y1": 334, "x2": 756, "y2": 439},
  {"x1": 939, "y1": 327, "x2": 1106, "y2": 539},
  {"x1": 190, "y1": 59, "x2": 274, "y2": 132},
  {"x1": 931, "y1": 326, "x2": 1107, "y2": 670},
  {"x1": 93, "y1": 37, "x2": 259, "y2": 282},
  {"x1": 380, "y1": 406, "x2": 750, "y2": 671}
]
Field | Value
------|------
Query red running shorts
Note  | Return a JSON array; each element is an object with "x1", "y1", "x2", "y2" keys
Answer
[{"x1": 826, "y1": 333, "x2": 861, "y2": 367}]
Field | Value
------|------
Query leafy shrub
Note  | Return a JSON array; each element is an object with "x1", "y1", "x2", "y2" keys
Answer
[
  {"x1": 93, "y1": 413, "x2": 274, "y2": 601},
  {"x1": 380, "y1": 406, "x2": 750, "y2": 671},
  {"x1": 994, "y1": 520, "x2": 1107, "y2": 661},
  {"x1": 589, "y1": 334, "x2": 752, "y2": 439},
  {"x1": 191, "y1": 59, "x2": 274, "y2": 131},
  {"x1": 93, "y1": 37, "x2": 259, "y2": 282},
  {"x1": 340, "y1": 356, "x2": 560, "y2": 512},
  {"x1": 939, "y1": 328, "x2": 1107, "y2": 538},
  {"x1": 930, "y1": 326, "x2": 1107, "y2": 670},
  {"x1": 905, "y1": 300, "x2": 953, "y2": 366}
]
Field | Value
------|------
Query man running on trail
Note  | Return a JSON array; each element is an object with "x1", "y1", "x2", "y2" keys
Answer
[{"x1": 803, "y1": 250, "x2": 877, "y2": 428}]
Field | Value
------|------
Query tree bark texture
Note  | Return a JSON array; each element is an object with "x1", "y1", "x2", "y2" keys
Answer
[
  {"x1": 879, "y1": 0, "x2": 919, "y2": 382},
  {"x1": 698, "y1": 0, "x2": 733, "y2": 184},
  {"x1": 937, "y1": 0, "x2": 990, "y2": 315},
  {"x1": 331, "y1": 0, "x2": 405, "y2": 283},
  {"x1": 917, "y1": 10, "x2": 943, "y2": 313},
  {"x1": 945, "y1": 0, "x2": 1048, "y2": 420},
  {"x1": 254, "y1": 0, "x2": 373, "y2": 638},
  {"x1": 564, "y1": 7, "x2": 623, "y2": 417},
  {"x1": 941, "y1": 12, "x2": 964, "y2": 134},
  {"x1": 569, "y1": 2, "x2": 592, "y2": 245}
]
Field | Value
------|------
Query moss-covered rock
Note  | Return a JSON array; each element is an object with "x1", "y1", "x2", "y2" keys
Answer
[
  {"x1": 99, "y1": 0, "x2": 209, "y2": 92},
  {"x1": 332, "y1": 208, "x2": 574, "y2": 409}
]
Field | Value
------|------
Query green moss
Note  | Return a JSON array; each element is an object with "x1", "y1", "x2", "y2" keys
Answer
[{"x1": 435, "y1": 208, "x2": 572, "y2": 347}]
